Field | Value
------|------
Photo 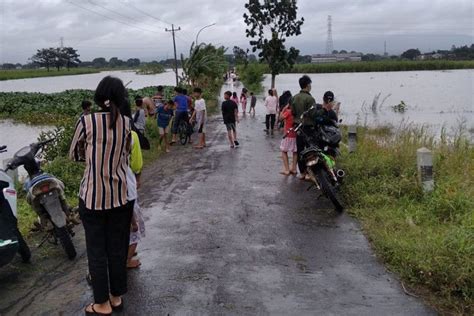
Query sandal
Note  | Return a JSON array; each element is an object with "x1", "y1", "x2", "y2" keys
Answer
[
  {"x1": 85, "y1": 303, "x2": 111, "y2": 316},
  {"x1": 110, "y1": 297, "x2": 124, "y2": 312}
]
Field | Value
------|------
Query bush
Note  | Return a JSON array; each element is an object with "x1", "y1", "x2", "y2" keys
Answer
[{"x1": 237, "y1": 63, "x2": 266, "y2": 93}]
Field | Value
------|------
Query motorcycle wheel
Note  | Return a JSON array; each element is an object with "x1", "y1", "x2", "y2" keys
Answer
[
  {"x1": 315, "y1": 168, "x2": 344, "y2": 212},
  {"x1": 15, "y1": 228, "x2": 31, "y2": 263},
  {"x1": 54, "y1": 226, "x2": 77, "y2": 260}
]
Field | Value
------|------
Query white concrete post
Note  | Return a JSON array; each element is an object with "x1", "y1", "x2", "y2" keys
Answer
[
  {"x1": 2, "y1": 158, "x2": 18, "y2": 183},
  {"x1": 348, "y1": 125, "x2": 357, "y2": 153},
  {"x1": 417, "y1": 147, "x2": 434, "y2": 193}
]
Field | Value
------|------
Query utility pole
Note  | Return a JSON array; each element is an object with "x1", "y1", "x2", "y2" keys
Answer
[
  {"x1": 165, "y1": 24, "x2": 181, "y2": 86},
  {"x1": 60, "y1": 37, "x2": 64, "y2": 49}
]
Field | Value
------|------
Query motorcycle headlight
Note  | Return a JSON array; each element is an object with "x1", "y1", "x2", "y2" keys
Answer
[{"x1": 306, "y1": 158, "x2": 318, "y2": 167}]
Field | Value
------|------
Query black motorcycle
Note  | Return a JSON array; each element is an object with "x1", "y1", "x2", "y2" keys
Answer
[
  {"x1": 285, "y1": 107, "x2": 345, "y2": 212},
  {"x1": 0, "y1": 145, "x2": 31, "y2": 267}
]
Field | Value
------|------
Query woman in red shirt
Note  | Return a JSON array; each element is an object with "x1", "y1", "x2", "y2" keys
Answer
[{"x1": 279, "y1": 105, "x2": 298, "y2": 175}]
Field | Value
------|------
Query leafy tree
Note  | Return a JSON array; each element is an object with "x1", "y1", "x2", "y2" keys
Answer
[
  {"x1": 92, "y1": 57, "x2": 108, "y2": 68},
  {"x1": 109, "y1": 57, "x2": 124, "y2": 68},
  {"x1": 31, "y1": 48, "x2": 57, "y2": 71},
  {"x1": 401, "y1": 48, "x2": 421, "y2": 60},
  {"x1": 233, "y1": 46, "x2": 249, "y2": 66},
  {"x1": 126, "y1": 58, "x2": 141, "y2": 68},
  {"x1": 339, "y1": 49, "x2": 348, "y2": 54},
  {"x1": 243, "y1": 0, "x2": 304, "y2": 88},
  {"x1": 295, "y1": 55, "x2": 312, "y2": 64},
  {"x1": 61, "y1": 47, "x2": 81, "y2": 70},
  {"x1": 1, "y1": 63, "x2": 16, "y2": 70},
  {"x1": 181, "y1": 43, "x2": 228, "y2": 88}
]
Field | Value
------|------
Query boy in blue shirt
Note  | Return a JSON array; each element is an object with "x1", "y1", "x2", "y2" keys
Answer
[{"x1": 157, "y1": 100, "x2": 174, "y2": 153}]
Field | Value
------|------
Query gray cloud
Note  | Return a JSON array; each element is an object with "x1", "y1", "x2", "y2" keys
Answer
[{"x1": 0, "y1": 0, "x2": 472, "y2": 63}]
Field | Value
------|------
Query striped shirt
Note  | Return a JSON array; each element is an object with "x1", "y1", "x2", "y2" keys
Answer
[{"x1": 69, "y1": 112, "x2": 131, "y2": 211}]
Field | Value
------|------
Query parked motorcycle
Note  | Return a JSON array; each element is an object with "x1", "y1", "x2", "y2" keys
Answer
[
  {"x1": 6, "y1": 139, "x2": 77, "y2": 260},
  {"x1": 285, "y1": 107, "x2": 345, "y2": 212},
  {"x1": 0, "y1": 145, "x2": 31, "y2": 267}
]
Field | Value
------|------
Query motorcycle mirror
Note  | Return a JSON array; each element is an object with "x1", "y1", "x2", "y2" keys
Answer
[{"x1": 0, "y1": 145, "x2": 6, "y2": 151}]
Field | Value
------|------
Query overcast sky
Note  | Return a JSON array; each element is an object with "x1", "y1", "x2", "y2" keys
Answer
[{"x1": 0, "y1": 0, "x2": 472, "y2": 64}]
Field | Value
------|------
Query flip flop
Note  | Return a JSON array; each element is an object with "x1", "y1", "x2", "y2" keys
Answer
[
  {"x1": 85, "y1": 304, "x2": 111, "y2": 316},
  {"x1": 279, "y1": 171, "x2": 290, "y2": 176}
]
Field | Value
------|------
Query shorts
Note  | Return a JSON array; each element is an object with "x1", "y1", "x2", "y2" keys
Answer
[
  {"x1": 197, "y1": 123, "x2": 206, "y2": 134},
  {"x1": 158, "y1": 126, "x2": 169, "y2": 135},
  {"x1": 280, "y1": 137, "x2": 297, "y2": 153},
  {"x1": 225, "y1": 123, "x2": 236, "y2": 132}
]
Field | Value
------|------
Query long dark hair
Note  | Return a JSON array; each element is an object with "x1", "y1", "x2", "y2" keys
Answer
[{"x1": 94, "y1": 76, "x2": 130, "y2": 128}]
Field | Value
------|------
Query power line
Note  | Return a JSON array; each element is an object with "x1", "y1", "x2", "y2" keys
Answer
[
  {"x1": 87, "y1": 0, "x2": 161, "y2": 31},
  {"x1": 121, "y1": 1, "x2": 171, "y2": 27},
  {"x1": 66, "y1": 1, "x2": 161, "y2": 34}
]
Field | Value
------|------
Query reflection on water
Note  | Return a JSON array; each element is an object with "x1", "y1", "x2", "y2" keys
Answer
[{"x1": 0, "y1": 69, "x2": 179, "y2": 93}]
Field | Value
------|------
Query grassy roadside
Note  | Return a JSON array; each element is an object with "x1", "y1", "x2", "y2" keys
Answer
[{"x1": 338, "y1": 125, "x2": 473, "y2": 314}]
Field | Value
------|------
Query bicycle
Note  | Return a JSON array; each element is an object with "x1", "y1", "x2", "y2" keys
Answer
[{"x1": 177, "y1": 119, "x2": 193, "y2": 145}]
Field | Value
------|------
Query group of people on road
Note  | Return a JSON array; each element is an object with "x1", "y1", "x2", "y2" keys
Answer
[
  {"x1": 221, "y1": 75, "x2": 341, "y2": 179},
  {"x1": 68, "y1": 73, "x2": 340, "y2": 315}
]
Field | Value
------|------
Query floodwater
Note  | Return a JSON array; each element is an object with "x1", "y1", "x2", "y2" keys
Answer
[
  {"x1": 0, "y1": 69, "x2": 179, "y2": 93},
  {"x1": 259, "y1": 69, "x2": 473, "y2": 135},
  {"x1": 0, "y1": 69, "x2": 473, "y2": 151}
]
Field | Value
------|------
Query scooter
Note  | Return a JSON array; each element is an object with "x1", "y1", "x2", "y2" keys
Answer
[
  {"x1": 0, "y1": 145, "x2": 31, "y2": 267},
  {"x1": 6, "y1": 139, "x2": 77, "y2": 260}
]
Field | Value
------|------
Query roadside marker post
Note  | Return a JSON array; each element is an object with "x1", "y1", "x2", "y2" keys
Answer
[
  {"x1": 417, "y1": 147, "x2": 434, "y2": 193},
  {"x1": 348, "y1": 125, "x2": 357, "y2": 153}
]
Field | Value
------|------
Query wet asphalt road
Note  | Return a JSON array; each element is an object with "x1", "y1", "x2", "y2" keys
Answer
[{"x1": 0, "y1": 104, "x2": 434, "y2": 315}]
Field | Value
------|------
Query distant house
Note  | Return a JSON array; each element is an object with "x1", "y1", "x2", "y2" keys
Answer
[
  {"x1": 417, "y1": 53, "x2": 444, "y2": 60},
  {"x1": 311, "y1": 53, "x2": 362, "y2": 64}
]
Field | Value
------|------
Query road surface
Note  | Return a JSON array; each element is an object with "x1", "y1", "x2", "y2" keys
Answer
[{"x1": 0, "y1": 97, "x2": 433, "y2": 315}]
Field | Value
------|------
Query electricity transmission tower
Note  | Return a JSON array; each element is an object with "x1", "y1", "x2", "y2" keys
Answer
[{"x1": 325, "y1": 15, "x2": 334, "y2": 55}]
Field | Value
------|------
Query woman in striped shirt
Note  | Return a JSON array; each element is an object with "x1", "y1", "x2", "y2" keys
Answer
[{"x1": 69, "y1": 76, "x2": 133, "y2": 316}]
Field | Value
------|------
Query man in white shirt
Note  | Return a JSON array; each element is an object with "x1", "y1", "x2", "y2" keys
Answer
[{"x1": 190, "y1": 87, "x2": 207, "y2": 149}]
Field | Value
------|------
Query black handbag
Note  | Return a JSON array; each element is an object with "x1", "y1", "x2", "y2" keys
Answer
[{"x1": 132, "y1": 125, "x2": 150, "y2": 150}]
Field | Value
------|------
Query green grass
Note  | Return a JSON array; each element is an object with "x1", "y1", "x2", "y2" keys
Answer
[
  {"x1": 339, "y1": 125, "x2": 473, "y2": 314},
  {"x1": 290, "y1": 60, "x2": 474, "y2": 73},
  {"x1": 0, "y1": 68, "x2": 101, "y2": 81}
]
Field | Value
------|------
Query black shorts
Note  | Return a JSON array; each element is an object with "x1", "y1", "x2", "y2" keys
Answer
[{"x1": 225, "y1": 123, "x2": 236, "y2": 132}]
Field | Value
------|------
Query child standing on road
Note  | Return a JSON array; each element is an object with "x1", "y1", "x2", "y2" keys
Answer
[
  {"x1": 190, "y1": 88, "x2": 207, "y2": 149},
  {"x1": 222, "y1": 91, "x2": 239, "y2": 148},
  {"x1": 127, "y1": 130, "x2": 145, "y2": 269},
  {"x1": 133, "y1": 96, "x2": 146, "y2": 135},
  {"x1": 231, "y1": 91, "x2": 239, "y2": 112},
  {"x1": 279, "y1": 106, "x2": 298, "y2": 175},
  {"x1": 156, "y1": 100, "x2": 174, "y2": 153},
  {"x1": 249, "y1": 92, "x2": 257, "y2": 115},
  {"x1": 240, "y1": 88, "x2": 248, "y2": 113}
]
